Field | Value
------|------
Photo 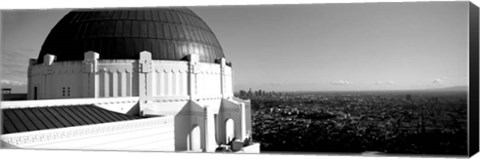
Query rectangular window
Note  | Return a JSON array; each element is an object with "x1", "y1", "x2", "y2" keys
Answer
[{"x1": 34, "y1": 87, "x2": 37, "y2": 99}]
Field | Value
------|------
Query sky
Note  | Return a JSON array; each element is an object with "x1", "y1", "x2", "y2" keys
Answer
[{"x1": 1, "y1": 2, "x2": 470, "y2": 93}]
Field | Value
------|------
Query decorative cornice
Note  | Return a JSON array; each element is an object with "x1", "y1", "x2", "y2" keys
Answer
[
  {"x1": 1, "y1": 97, "x2": 139, "y2": 109},
  {"x1": 152, "y1": 97, "x2": 189, "y2": 103},
  {"x1": 196, "y1": 97, "x2": 222, "y2": 101}
]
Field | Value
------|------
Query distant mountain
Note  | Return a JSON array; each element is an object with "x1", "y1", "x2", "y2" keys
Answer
[
  {"x1": 422, "y1": 86, "x2": 468, "y2": 92},
  {"x1": 284, "y1": 86, "x2": 469, "y2": 95}
]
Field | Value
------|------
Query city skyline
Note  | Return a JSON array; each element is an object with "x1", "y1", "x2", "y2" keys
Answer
[{"x1": 1, "y1": 2, "x2": 470, "y2": 93}]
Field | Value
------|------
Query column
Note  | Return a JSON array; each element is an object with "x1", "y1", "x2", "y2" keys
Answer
[
  {"x1": 167, "y1": 70, "x2": 173, "y2": 96},
  {"x1": 120, "y1": 70, "x2": 126, "y2": 97},
  {"x1": 112, "y1": 71, "x2": 118, "y2": 97},
  {"x1": 156, "y1": 71, "x2": 161, "y2": 96},
  {"x1": 203, "y1": 106, "x2": 213, "y2": 152},
  {"x1": 160, "y1": 70, "x2": 165, "y2": 96},
  {"x1": 104, "y1": 70, "x2": 109, "y2": 97},
  {"x1": 178, "y1": 71, "x2": 183, "y2": 95},
  {"x1": 126, "y1": 71, "x2": 131, "y2": 96},
  {"x1": 240, "y1": 103, "x2": 247, "y2": 140}
]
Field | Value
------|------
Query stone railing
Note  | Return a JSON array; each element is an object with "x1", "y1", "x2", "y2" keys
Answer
[
  {"x1": 1, "y1": 116, "x2": 174, "y2": 146},
  {"x1": 0, "y1": 97, "x2": 139, "y2": 109}
]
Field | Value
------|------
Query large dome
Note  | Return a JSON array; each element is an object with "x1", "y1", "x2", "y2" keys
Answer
[{"x1": 37, "y1": 8, "x2": 224, "y2": 64}]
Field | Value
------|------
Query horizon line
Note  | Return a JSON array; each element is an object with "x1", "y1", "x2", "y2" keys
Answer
[{"x1": 234, "y1": 85, "x2": 469, "y2": 93}]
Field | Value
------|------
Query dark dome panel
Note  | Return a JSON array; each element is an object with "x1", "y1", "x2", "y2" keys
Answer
[{"x1": 37, "y1": 8, "x2": 224, "y2": 64}]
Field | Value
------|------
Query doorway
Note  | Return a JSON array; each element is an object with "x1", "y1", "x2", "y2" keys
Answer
[
  {"x1": 33, "y1": 86, "x2": 37, "y2": 99},
  {"x1": 187, "y1": 125, "x2": 201, "y2": 151}
]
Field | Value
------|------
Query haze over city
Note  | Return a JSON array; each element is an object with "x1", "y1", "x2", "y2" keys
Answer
[{"x1": 1, "y1": 2, "x2": 469, "y2": 93}]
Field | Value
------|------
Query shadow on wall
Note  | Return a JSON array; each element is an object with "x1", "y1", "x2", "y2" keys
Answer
[
  {"x1": 1, "y1": 140, "x2": 19, "y2": 149},
  {"x1": 217, "y1": 100, "x2": 240, "y2": 144},
  {"x1": 174, "y1": 101, "x2": 205, "y2": 151},
  {"x1": 126, "y1": 102, "x2": 140, "y2": 116},
  {"x1": 220, "y1": 98, "x2": 252, "y2": 142}
]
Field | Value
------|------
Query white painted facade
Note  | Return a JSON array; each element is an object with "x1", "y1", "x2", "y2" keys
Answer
[
  {"x1": 3, "y1": 51, "x2": 257, "y2": 152},
  {"x1": 2, "y1": 91, "x2": 255, "y2": 152},
  {"x1": 27, "y1": 51, "x2": 234, "y2": 101},
  {"x1": 1, "y1": 115, "x2": 176, "y2": 151}
]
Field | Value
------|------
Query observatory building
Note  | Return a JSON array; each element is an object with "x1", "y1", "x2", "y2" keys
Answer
[{"x1": 1, "y1": 8, "x2": 258, "y2": 152}]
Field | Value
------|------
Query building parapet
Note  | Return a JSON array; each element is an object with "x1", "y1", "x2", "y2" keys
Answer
[{"x1": 1, "y1": 116, "x2": 174, "y2": 146}]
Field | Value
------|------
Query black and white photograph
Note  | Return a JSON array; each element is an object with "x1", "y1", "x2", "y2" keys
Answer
[{"x1": 1, "y1": 1, "x2": 479, "y2": 158}]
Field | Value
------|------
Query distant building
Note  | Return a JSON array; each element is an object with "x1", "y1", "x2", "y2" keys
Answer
[
  {"x1": 1, "y1": 8, "x2": 258, "y2": 153},
  {"x1": 1, "y1": 88, "x2": 27, "y2": 101},
  {"x1": 2, "y1": 88, "x2": 11, "y2": 94}
]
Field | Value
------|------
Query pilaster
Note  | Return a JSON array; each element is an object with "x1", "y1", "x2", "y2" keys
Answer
[
  {"x1": 138, "y1": 51, "x2": 153, "y2": 114},
  {"x1": 103, "y1": 69, "x2": 110, "y2": 97},
  {"x1": 126, "y1": 70, "x2": 132, "y2": 96},
  {"x1": 120, "y1": 70, "x2": 127, "y2": 97},
  {"x1": 220, "y1": 58, "x2": 227, "y2": 98},
  {"x1": 188, "y1": 54, "x2": 200, "y2": 100},
  {"x1": 139, "y1": 51, "x2": 153, "y2": 97},
  {"x1": 167, "y1": 70, "x2": 173, "y2": 96},
  {"x1": 82, "y1": 51, "x2": 99, "y2": 98},
  {"x1": 112, "y1": 71, "x2": 118, "y2": 97},
  {"x1": 240, "y1": 103, "x2": 247, "y2": 140}
]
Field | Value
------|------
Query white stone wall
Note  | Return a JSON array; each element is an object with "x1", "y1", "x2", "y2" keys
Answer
[
  {"x1": 152, "y1": 61, "x2": 189, "y2": 97},
  {"x1": 97, "y1": 60, "x2": 137, "y2": 98},
  {"x1": 28, "y1": 52, "x2": 234, "y2": 101},
  {"x1": 28, "y1": 61, "x2": 84, "y2": 99},
  {"x1": 224, "y1": 66, "x2": 234, "y2": 97},
  {"x1": 22, "y1": 52, "x2": 255, "y2": 153},
  {"x1": 197, "y1": 63, "x2": 222, "y2": 98},
  {"x1": 0, "y1": 97, "x2": 255, "y2": 152},
  {"x1": 1, "y1": 116, "x2": 175, "y2": 151}
]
